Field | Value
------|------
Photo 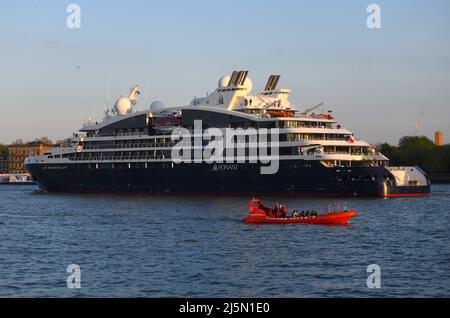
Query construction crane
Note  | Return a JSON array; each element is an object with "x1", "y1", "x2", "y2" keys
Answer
[
  {"x1": 414, "y1": 108, "x2": 424, "y2": 136},
  {"x1": 301, "y1": 102, "x2": 324, "y2": 115}
]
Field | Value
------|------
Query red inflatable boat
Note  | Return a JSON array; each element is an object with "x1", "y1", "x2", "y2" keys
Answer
[{"x1": 243, "y1": 199, "x2": 357, "y2": 225}]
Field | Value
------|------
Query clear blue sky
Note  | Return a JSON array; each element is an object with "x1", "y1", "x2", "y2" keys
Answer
[{"x1": 0, "y1": 0, "x2": 449, "y2": 144}]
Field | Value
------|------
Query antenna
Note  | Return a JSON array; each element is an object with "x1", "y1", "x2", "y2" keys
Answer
[
  {"x1": 145, "y1": 77, "x2": 150, "y2": 107},
  {"x1": 104, "y1": 73, "x2": 110, "y2": 115},
  {"x1": 301, "y1": 102, "x2": 324, "y2": 115},
  {"x1": 92, "y1": 96, "x2": 96, "y2": 120}
]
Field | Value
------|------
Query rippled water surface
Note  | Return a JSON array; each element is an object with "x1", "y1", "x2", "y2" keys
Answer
[{"x1": 0, "y1": 184, "x2": 449, "y2": 297}]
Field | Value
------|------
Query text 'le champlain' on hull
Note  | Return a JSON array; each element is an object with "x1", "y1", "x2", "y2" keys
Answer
[{"x1": 25, "y1": 71, "x2": 431, "y2": 197}]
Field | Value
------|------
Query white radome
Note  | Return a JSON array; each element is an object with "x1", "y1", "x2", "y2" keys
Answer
[
  {"x1": 149, "y1": 100, "x2": 165, "y2": 112},
  {"x1": 115, "y1": 97, "x2": 132, "y2": 115},
  {"x1": 218, "y1": 75, "x2": 231, "y2": 88}
]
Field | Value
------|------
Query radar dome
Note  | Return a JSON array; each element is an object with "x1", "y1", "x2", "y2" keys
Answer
[
  {"x1": 115, "y1": 97, "x2": 132, "y2": 115},
  {"x1": 218, "y1": 75, "x2": 231, "y2": 88},
  {"x1": 149, "y1": 100, "x2": 165, "y2": 112}
]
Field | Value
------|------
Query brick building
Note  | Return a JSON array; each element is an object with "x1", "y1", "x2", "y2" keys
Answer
[{"x1": 8, "y1": 142, "x2": 54, "y2": 173}]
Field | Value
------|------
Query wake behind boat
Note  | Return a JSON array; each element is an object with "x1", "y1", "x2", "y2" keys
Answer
[{"x1": 243, "y1": 199, "x2": 357, "y2": 225}]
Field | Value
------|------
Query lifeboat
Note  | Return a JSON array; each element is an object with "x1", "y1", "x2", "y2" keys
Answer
[
  {"x1": 151, "y1": 116, "x2": 182, "y2": 134},
  {"x1": 319, "y1": 113, "x2": 335, "y2": 120},
  {"x1": 266, "y1": 110, "x2": 295, "y2": 118},
  {"x1": 243, "y1": 199, "x2": 357, "y2": 225}
]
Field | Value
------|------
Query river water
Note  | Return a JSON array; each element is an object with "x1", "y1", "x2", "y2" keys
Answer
[{"x1": 0, "y1": 184, "x2": 449, "y2": 297}]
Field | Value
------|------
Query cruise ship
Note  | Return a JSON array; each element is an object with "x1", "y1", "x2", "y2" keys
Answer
[{"x1": 25, "y1": 71, "x2": 431, "y2": 197}]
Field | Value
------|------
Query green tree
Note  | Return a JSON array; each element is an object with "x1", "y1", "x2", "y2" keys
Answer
[
  {"x1": 398, "y1": 136, "x2": 435, "y2": 149},
  {"x1": 0, "y1": 143, "x2": 7, "y2": 153},
  {"x1": 380, "y1": 136, "x2": 450, "y2": 174}
]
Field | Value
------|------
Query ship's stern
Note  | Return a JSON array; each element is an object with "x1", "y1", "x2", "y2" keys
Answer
[{"x1": 384, "y1": 166, "x2": 431, "y2": 197}]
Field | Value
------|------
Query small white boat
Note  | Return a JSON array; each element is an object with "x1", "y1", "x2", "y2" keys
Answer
[{"x1": 0, "y1": 173, "x2": 36, "y2": 185}]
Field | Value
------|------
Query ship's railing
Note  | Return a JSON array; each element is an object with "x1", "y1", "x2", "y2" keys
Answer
[
  {"x1": 323, "y1": 151, "x2": 360, "y2": 155},
  {"x1": 82, "y1": 142, "x2": 176, "y2": 150},
  {"x1": 293, "y1": 113, "x2": 336, "y2": 120},
  {"x1": 69, "y1": 155, "x2": 167, "y2": 161},
  {"x1": 386, "y1": 166, "x2": 407, "y2": 171},
  {"x1": 115, "y1": 132, "x2": 146, "y2": 137},
  {"x1": 290, "y1": 136, "x2": 347, "y2": 141},
  {"x1": 82, "y1": 120, "x2": 98, "y2": 129},
  {"x1": 283, "y1": 123, "x2": 336, "y2": 129}
]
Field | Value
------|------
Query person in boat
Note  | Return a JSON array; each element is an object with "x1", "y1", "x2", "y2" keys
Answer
[
  {"x1": 281, "y1": 204, "x2": 287, "y2": 218},
  {"x1": 274, "y1": 202, "x2": 280, "y2": 218}
]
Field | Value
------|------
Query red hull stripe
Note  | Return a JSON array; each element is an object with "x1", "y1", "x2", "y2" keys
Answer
[{"x1": 381, "y1": 193, "x2": 432, "y2": 198}]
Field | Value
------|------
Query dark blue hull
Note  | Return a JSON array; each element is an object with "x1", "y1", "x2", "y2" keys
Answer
[{"x1": 25, "y1": 161, "x2": 431, "y2": 197}]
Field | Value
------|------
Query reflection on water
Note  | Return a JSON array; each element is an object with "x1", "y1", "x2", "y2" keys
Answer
[{"x1": 0, "y1": 184, "x2": 449, "y2": 297}]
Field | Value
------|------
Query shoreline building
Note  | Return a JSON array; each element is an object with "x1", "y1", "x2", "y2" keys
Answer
[
  {"x1": 435, "y1": 131, "x2": 443, "y2": 146},
  {"x1": 8, "y1": 141, "x2": 54, "y2": 173}
]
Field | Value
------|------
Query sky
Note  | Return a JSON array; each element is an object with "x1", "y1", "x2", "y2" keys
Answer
[{"x1": 0, "y1": 0, "x2": 449, "y2": 145}]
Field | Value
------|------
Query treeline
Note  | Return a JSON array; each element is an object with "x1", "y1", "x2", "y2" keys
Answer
[
  {"x1": 0, "y1": 137, "x2": 57, "y2": 157},
  {"x1": 9, "y1": 137, "x2": 54, "y2": 145},
  {"x1": 379, "y1": 136, "x2": 450, "y2": 174},
  {"x1": 0, "y1": 137, "x2": 56, "y2": 151}
]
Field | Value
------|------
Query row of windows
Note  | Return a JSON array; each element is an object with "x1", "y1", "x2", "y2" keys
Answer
[
  {"x1": 65, "y1": 146, "x2": 289, "y2": 161},
  {"x1": 321, "y1": 160, "x2": 385, "y2": 168},
  {"x1": 61, "y1": 146, "x2": 372, "y2": 162},
  {"x1": 8, "y1": 163, "x2": 24, "y2": 169},
  {"x1": 285, "y1": 133, "x2": 349, "y2": 142},
  {"x1": 114, "y1": 128, "x2": 146, "y2": 136},
  {"x1": 83, "y1": 133, "x2": 359, "y2": 150},
  {"x1": 322, "y1": 146, "x2": 370, "y2": 156},
  {"x1": 66, "y1": 150, "x2": 168, "y2": 161},
  {"x1": 88, "y1": 119, "x2": 341, "y2": 139},
  {"x1": 83, "y1": 138, "x2": 175, "y2": 150},
  {"x1": 336, "y1": 172, "x2": 393, "y2": 182},
  {"x1": 87, "y1": 162, "x2": 174, "y2": 170},
  {"x1": 7, "y1": 157, "x2": 31, "y2": 162},
  {"x1": 278, "y1": 121, "x2": 335, "y2": 129},
  {"x1": 82, "y1": 134, "x2": 285, "y2": 150},
  {"x1": 9, "y1": 151, "x2": 38, "y2": 156}
]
